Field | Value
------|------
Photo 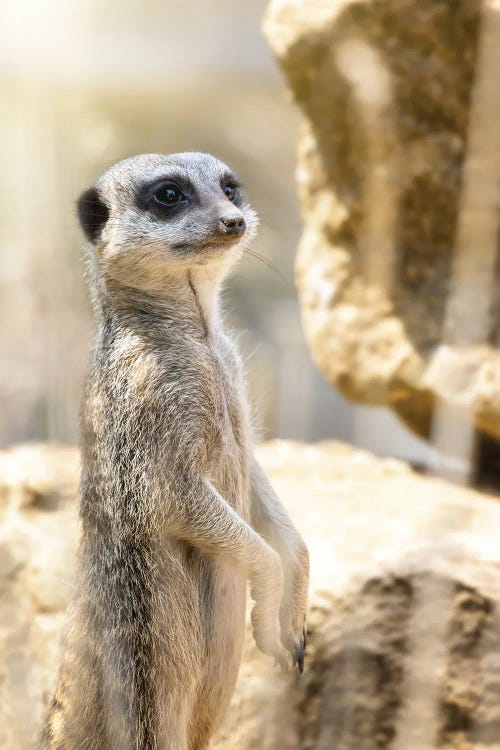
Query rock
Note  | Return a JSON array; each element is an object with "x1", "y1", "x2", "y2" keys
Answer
[
  {"x1": 263, "y1": 0, "x2": 500, "y2": 443},
  {"x1": 0, "y1": 444, "x2": 80, "y2": 749},
  {"x1": 2, "y1": 441, "x2": 500, "y2": 749},
  {"x1": 216, "y1": 441, "x2": 500, "y2": 750},
  {"x1": 0, "y1": 443, "x2": 80, "y2": 512}
]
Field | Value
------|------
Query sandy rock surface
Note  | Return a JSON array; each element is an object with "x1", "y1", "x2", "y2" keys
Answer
[
  {"x1": 263, "y1": 0, "x2": 500, "y2": 443},
  {"x1": 1, "y1": 441, "x2": 500, "y2": 749},
  {"x1": 0, "y1": 444, "x2": 80, "y2": 750}
]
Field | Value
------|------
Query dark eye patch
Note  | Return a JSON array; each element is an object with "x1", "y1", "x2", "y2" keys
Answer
[
  {"x1": 220, "y1": 173, "x2": 244, "y2": 205},
  {"x1": 77, "y1": 187, "x2": 109, "y2": 244},
  {"x1": 136, "y1": 175, "x2": 194, "y2": 218}
]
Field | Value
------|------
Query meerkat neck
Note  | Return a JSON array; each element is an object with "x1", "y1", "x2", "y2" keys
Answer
[
  {"x1": 94, "y1": 266, "x2": 226, "y2": 340},
  {"x1": 187, "y1": 265, "x2": 226, "y2": 336}
]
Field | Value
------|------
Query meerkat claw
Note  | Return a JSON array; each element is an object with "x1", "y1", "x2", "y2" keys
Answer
[
  {"x1": 292, "y1": 645, "x2": 305, "y2": 673},
  {"x1": 292, "y1": 630, "x2": 306, "y2": 674},
  {"x1": 297, "y1": 648, "x2": 305, "y2": 674}
]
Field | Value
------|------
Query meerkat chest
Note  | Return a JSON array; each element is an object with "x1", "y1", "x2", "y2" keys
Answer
[
  {"x1": 206, "y1": 339, "x2": 248, "y2": 446},
  {"x1": 199, "y1": 336, "x2": 251, "y2": 499}
]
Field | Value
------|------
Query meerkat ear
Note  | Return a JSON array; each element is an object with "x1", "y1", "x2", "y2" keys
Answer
[{"x1": 77, "y1": 186, "x2": 109, "y2": 244}]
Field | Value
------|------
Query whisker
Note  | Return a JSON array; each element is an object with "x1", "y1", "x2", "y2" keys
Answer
[{"x1": 243, "y1": 249, "x2": 292, "y2": 290}]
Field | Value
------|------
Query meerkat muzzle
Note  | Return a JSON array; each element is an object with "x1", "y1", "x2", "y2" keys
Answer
[{"x1": 218, "y1": 216, "x2": 246, "y2": 237}]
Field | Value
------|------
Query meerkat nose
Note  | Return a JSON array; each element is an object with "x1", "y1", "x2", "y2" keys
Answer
[{"x1": 218, "y1": 216, "x2": 246, "y2": 236}]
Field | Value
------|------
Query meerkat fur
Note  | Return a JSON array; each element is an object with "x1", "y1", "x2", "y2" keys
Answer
[{"x1": 39, "y1": 152, "x2": 309, "y2": 750}]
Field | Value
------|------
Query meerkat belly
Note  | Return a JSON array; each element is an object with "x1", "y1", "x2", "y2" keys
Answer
[
  {"x1": 198, "y1": 554, "x2": 247, "y2": 657},
  {"x1": 186, "y1": 548, "x2": 247, "y2": 740},
  {"x1": 199, "y1": 386, "x2": 250, "y2": 666},
  {"x1": 191, "y1": 443, "x2": 249, "y2": 651}
]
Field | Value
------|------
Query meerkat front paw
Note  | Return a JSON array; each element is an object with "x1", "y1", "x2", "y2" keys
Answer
[
  {"x1": 250, "y1": 601, "x2": 289, "y2": 672},
  {"x1": 250, "y1": 549, "x2": 289, "y2": 671},
  {"x1": 279, "y1": 539, "x2": 309, "y2": 674}
]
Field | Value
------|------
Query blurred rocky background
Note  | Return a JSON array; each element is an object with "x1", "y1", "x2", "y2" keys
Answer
[
  {"x1": 2, "y1": 442, "x2": 500, "y2": 749},
  {"x1": 0, "y1": 0, "x2": 433, "y2": 464},
  {"x1": 264, "y1": 0, "x2": 500, "y2": 486},
  {"x1": 2, "y1": 0, "x2": 500, "y2": 748}
]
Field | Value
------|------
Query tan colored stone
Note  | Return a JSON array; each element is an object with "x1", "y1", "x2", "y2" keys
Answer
[
  {"x1": 215, "y1": 441, "x2": 500, "y2": 749},
  {"x1": 3, "y1": 442, "x2": 500, "y2": 748},
  {"x1": 0, "y1": 445, "x2": 80, "y2": 750},
  {"x1": 0, "y1": 443, "x2": 80, "y2": 512},
  {"x1": 263, "y1": 0, "x2": 500, "y2": 442}
]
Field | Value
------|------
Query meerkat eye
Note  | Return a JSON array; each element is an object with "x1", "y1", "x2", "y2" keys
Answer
[
  {"x1": 153, "y1": 184, "x2": 185, "y2": 207},
  {"x1": 223, "y1": 185, "x2": 237, "y2": 203}
]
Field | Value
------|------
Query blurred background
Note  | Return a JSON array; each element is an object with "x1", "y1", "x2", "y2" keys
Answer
[
  {"x1": 0, "y1": 0, "x2": 433, "y2": 466},
  {"x1": 2, "y1": 3, "x2": 500, "y2": 749}
]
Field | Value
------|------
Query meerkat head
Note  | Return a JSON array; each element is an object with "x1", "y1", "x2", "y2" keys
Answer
[{"x1": 77, "y1": 152, "x2": 258, "y2": 289}]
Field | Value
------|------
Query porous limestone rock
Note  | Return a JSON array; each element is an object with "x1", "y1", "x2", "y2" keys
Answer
[
  {"x1": 2, "y1": 442, "x2": 500, "y2": 749},
  {"x1": 263, "y1": 0, "x2": 500, "y2": 443},
  {"x1": 0, "y1": 444, "x2": 80, "y2": 750}
]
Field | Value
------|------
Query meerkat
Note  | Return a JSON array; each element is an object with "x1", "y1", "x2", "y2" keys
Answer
[{"x1": 39, "y1": 153, "x2": 309, "y2": 750}]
